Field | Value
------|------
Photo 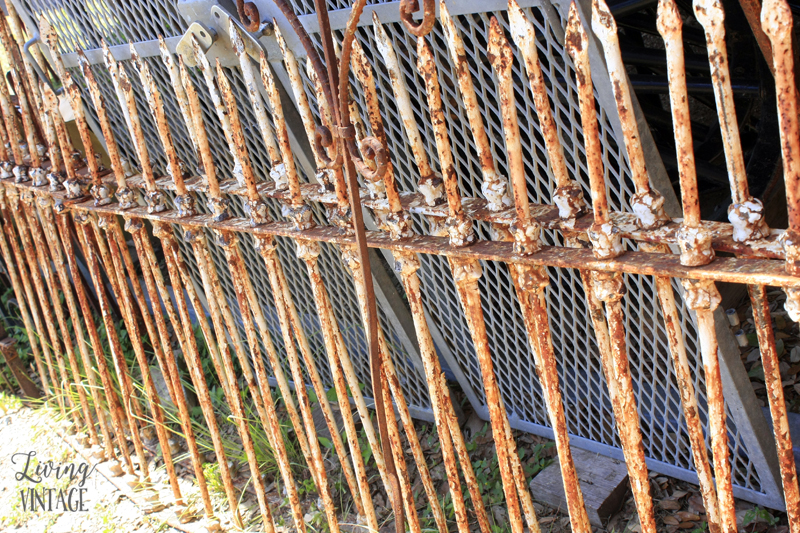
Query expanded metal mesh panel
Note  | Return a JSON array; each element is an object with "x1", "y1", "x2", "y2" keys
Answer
[
  {"x1": 20, "y1": 0, "x2": 186, "y2": 54},
  {"x1": 18, "y1": 0, "x2": 431, "y2": 415},
  {"x1": 13, "y1": 0, "x2": 768, "y2": 499},
  {"x1": 290, "y1": 4, "x2": 763, "y2": 493}
]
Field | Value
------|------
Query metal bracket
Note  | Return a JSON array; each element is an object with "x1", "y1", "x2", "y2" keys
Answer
[
  {"x1": 176, "y1": 4, "x2": 263, "y2": 68},
  {"x1": 23, "y1": 33, "x2": 62, "y2": 95}
]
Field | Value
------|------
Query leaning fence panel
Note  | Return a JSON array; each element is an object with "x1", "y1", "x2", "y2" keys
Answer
[{"x1": 0, "y1": 0, "x2": 798, "y2": 530}]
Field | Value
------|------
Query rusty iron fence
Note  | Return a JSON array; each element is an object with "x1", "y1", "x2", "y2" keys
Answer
[
  {"x1": 0, "y1": 0, "x2": 798, "y2": 531},
  {"x1": 9, "y1": 0, "x2": 790, "y2": 511}
]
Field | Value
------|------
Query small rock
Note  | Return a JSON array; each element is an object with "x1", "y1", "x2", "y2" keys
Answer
[{"x1": 492, "y1": 506, "x2": 507, "y2": 525}]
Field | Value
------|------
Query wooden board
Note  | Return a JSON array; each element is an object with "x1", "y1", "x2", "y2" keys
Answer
[{"x1": 528, "y1": 446, "x2": 629, "y2": 526}]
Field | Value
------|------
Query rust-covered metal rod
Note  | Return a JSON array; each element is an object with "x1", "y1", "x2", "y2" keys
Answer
[
  {"x1": 229, "y1": 22, "x2": 282, "y2": 168},
  {"x1": 647, "y1": 259, "x2": 722, "y2": 533},
  {"x1": 416, "y1": 34, "x2": 522, "y2": 533},
  {"x1": 37, "y1": 80, "x2": 64, "y2": 191},
  {"x1": 97, "y1": 52, "x2": 228, "y2": 511},
  {"x1": 439, "y1": 2, "x2": 510, "y2": 211},
  {"x1": 270, "y1": 27, "x2": 403, "y2": 519},
  {"x1": 188, "y1": 36, "x2": 242, "y2": 176},
  {"x1": 133, "y1": 52, "x2": 277, "y2": 525},
  {"x1": 77, "y1": 51, "x2": 133, "y2": 198},
  {"x1": 5, "y1": 9, "x2": 43, "y2": 141},
  {"x1": 154, "y1": 223, "x2": 240, "y2": 528},
  {"x1": 208, "y1": 81, "x2": 344, "y2": 533},
  {"x1": 374, "y1": 14, "x2": 442, "y2": 207},
  {"x1": 35, "y1": 197, "x2": 103, "y2": 447},
  {"x1": 55, "y1": 213, "x2": 130, "y2": 470},
  {"x1": 0, "y1": 38, "x2": 38, "y2": 182},
  {"x1": 592, "y1": 0, "x2": 668, "y2": 230},
  {"x1": 485, "y1": 18, "x2": 591, "y2": 532},
  {"x1": 684, "y1": 278, "x2": 737, "y2": 533},
  {"x1": 0, "y1": 188, "x2": 60, "y2": 407},
  {"x1": 0, "y1": 189, "x2": 49, "y2": 394},
  {"x1": 220, "y1": 230, "x2": 319, "y2": 533},
  {"x1": 758, "y1": 3, "x2": 800, "y2": 528},
  {"x1": 0, "y1": 55, "x2": 24, "y2": 173},
  {"x1": 304, "y1": 61, "x2": 352, "y2": 215},
  {"x1": 214, "y1": 59, "x2": 263, "y2": 207},
  {"x1": 39, "y1": 21, "x2": 103, "y2": 199},
  {"x1": 393, "y1": 253, "x2": 468, "y2": 533},
  {"x1": 101, "y1": 42, "x2": 161, "y2": 202},
  {"x1": 99, "y1": 215, "x2": 184, "y2": 506},
  {"x1": 656, "y1": 0, "x2": 703, "y2": 230},
  {"x1": 18, "y1": 191, "x2": 85, "y2": 426},
  {"x1": 751, "y1": 284, "x2": 800, "y2": 532},
  {"x1": 157, "y1": 36, "x2": 195, "y2": 151},
  {"x1": 127, "y1": 218, "x2": 215, "y2": 521},
  {"x1": 259, "y1": 52, "x2": 305, "y2": 210},
  {"x1": 270, "y1": 257, "x2": 369, "y2": 527},
  {"x1": 176, "y1": 57, "x2": 223, "y2": 202},
  {"x1": 74, "y1": 216, "x2": 150, "y2": 482},
  {"x1": 185, "y1": 230, "x2": 278, "y2": 532},
  {"x1": 694, "y1": 0, "x2": 769, "y2": 242},
  {"x1": 763, "y1": 0, "x2": 800, "y2": 283},
  {"x1": 566, "y1": 6, "x2": 656, "y2": 532},
  {"x1": 273, "y1": 24, "x2": 324, "y2": 171},
  {"x1": 258, "y1": 235, "x2": 366, "y2": 527},
  {"x1": 351, "y1": 39, "x2": 402, "y2": 211},
  {"x1": 508, "y1": 0, "x2": 586, "y2": 224},
  {"x1": 380, "y1": 365, "x2": 422, "y2": 533},
  {"x1": 39, "y1": 85, "x2": 86, "y2": 199},
  {"x1": 655, "y1": 4, "x2": 723, "y2": 531},
  {"x1": 132, "y1": 48, "x2": 195, "y2": 219},
  {"x1": 177, "y1": 40, "x2": 341, "y2": 530},
  {"x1": 170, "y1": 46, "x2": 305, "y2": 530}
]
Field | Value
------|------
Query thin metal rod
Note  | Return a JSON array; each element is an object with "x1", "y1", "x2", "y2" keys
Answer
[{"x1": 0, "y1": 189, "x2": 49, "y2": 395}]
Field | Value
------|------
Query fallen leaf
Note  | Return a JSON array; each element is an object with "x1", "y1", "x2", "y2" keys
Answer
[{"x1": 660, "y1": 500, "x2": 682, "y2": 511}]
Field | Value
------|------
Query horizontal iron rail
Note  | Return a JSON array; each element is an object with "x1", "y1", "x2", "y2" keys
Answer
[{"x1": 3, "y1": 178, "x2": 797, "y2": 287}]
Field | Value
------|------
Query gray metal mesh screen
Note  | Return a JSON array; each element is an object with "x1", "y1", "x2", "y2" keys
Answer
[
  {"x1": 22, "y1": 1, "x2": 432, "y2": 417},
  {"x1": 290, "y1": 2, "x2": 764, "y2": 494},
  {"x1": 13, "y1": 0, "x2": 768, "y2": 500}
]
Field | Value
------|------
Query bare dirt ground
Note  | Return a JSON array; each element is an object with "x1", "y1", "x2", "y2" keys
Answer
[
  {"x1": 0, "y1": 400, "x2": 188, "y2": 533},
  {"x1": 0, "y1": 394, "x2": 791, "y2": 533}
]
